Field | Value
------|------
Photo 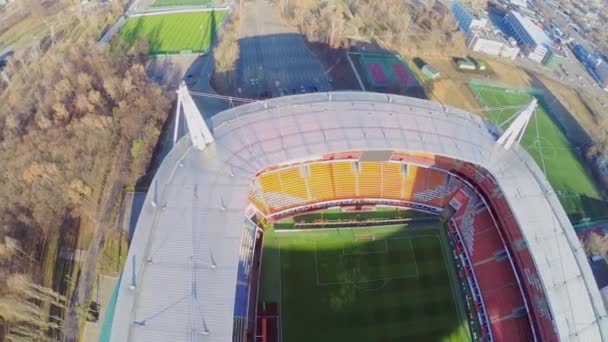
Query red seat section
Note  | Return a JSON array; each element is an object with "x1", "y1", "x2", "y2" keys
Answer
[
  {"x1": 491, "y1": 317, "x2": 534, "y2": 342},
  {"x1": 483, "y1": 285, "x2": 525, "y2": 321},
  {"x1": 470, "y1": 229, "x2": 504, "y2": 263}
]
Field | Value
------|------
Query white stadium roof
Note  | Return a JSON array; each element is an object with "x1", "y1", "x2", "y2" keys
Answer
[{"x1": 110, "y1": 91, "x2": 608, "y2": 341}]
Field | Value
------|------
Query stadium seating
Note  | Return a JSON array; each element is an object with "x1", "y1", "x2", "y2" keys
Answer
[
  {"x1": 252, "y1": 160, "x2": 452, "y2": 213},
  {"x1": 308, "y1": 163, "x2": 335, "y2": 201},
  {"x1": 279, "y1": 167, "x2": 308, "y2": 200},
  {"x1": 359, "y1": 162, "x2": 382, "y2": 197},
  {"x1": 331, "y1": 162, "x2": 357, "y2": 198},
  {"x1": 491, "y1": 317, "x2": 533, "y2": 342},
  {"x1": 381, "y1": 162, "x2": 403, "y2": 199}
]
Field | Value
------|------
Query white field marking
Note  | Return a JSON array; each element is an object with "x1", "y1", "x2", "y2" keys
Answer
[
  {"x1": 437, "y1": 232, "x2": 468, "y2": 341},
  {"x1": 275, "y1": 225, "x2": 409, "y2": 233},
  {"x1": 346, "y1": 52, "x2": 366, "y2": 91},
  {"x1": 341, "y1": 239, "x2": 388, "y2": 256},
  {"x1": 313, "y1": 235, "x2": 435, "y2": 286},
  {"x1": 351, "y1": 280, "x2": 391, "y2": 292},
  {"x1": 277, "y1": 239, "x2": 284, "y2": 342}
]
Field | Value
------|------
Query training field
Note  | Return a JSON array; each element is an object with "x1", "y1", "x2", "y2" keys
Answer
[
  {"x1": 470, "y1": 83, "x2": 607, "y2": 221},
  {"x1": 118, "y1": 11, "x2": 224, "y2": 54},
  {"x1": 348, "y1": 52, "x2": 426, "y2": 98},
  {"x1": 259, "y1": 223, "x2": 470, "y2": 342},
  {"x1": 151, "y1": 0, "x2": 212, "y2": 7}
]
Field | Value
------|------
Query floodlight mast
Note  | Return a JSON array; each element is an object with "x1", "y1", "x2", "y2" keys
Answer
[
  {"x1": 176, "y1": 82, "x2": 215, "y2": 150},
  {"x1": 497, "y1": 99, "x2": 538, "y2": 150}
]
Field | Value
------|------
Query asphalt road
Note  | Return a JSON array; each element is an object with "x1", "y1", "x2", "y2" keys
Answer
[{"x1": 236, "y1": 0, "x2": 331, "y2": 98}]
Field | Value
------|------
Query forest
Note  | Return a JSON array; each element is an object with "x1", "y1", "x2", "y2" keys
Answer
[{"x1": 0, "y1": 1, "x2": 171, "y2": 340}]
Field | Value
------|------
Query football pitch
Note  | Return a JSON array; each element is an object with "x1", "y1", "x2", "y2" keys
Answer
[
  {"x1": 259, "y1": 223, "x2": 471, "y2": 342},
  {"x1": 118, "y1": 11, "x2": 224, "y2": 54},
  {"x1": 470, "y1": 84, "x2": 608, "y2": 222}
]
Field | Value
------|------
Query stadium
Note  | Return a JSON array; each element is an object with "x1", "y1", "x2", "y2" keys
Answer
[{"x1": 109, "y1": 91, "x2": 608, "y2": 341}]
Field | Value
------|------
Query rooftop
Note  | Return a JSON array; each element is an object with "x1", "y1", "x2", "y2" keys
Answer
[{"x1": 508, "y1": 10, "x2": 552, "y2": 46}]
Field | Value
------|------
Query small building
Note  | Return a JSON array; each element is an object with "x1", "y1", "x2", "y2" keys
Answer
[
  {"x1": 421, "y1": 65, "x2": 440, "y2": 79},
  {"x1": 541, "y1": 49, "x2": 562, "y2": 68},
  {"x1": 467, "y1": 30, "x2": 521, "y2": 60},
  {"x1": 572, "y1": 44, "x2": 591, "y2": 63},
  {"x1": 457, "y1": 59, "x2": 477, "y2": 70},
  {"x1": 475, "y1": 60, "x2": 488, "y2": 70},
  {"x1": 589, "y1": 63, "x2": 608, "y2": 91}
]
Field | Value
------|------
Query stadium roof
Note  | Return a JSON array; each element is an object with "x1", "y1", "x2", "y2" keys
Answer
[{"x1": 110, "y1": 91, "x2": 608, "y2": 341}]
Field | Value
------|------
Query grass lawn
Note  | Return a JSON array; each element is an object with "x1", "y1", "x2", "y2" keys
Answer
[
  {"x1": 151, "y1": 0, "x2": 212, "y2": 6},
  {"x1": 260, "y1": 223, "x2": 470, "y2": 342},
  {"x1": 470, "y1": 84, "x2": 608, "y2": 222},
  {"x1": 118, "y1": 11, "x2": 224, "y2": 54}
]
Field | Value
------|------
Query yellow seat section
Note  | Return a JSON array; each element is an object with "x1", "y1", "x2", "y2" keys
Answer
[
  {"x1": 359, "y1": 162, "x2": 382, "y2": 198},
  {"x1": 403, "y1": 164, "x2": 419, "y2": 201},
  {"x1": 259, "y1": 171, "x2": 282, "y2": 194},
  {"x1": 331, "y1": 162, "x2": 357, "y2": 198},
  {"x1": 278, "y1": 167, "x2": 308, "y2": 200},
  {"x1": 308, "y1": 163, "x2": 335, "y2": 201},
  {"x1": 382, "y1": 162, "x2": 402, "y2": 199}
]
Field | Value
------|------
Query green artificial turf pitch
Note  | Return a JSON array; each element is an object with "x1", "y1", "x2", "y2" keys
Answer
[
  {"x1": 470, "y1": 84, "x2": 608, "y2": 222},
  {"x1": 118, "y1": 11, "x2": 224, "y2": 54},
  {"x1": 259, "y1": 224, "x2": 471, "y2": 342},
  {"x1": 151, "y1": 0, "x2": 212, "y2": 7}
]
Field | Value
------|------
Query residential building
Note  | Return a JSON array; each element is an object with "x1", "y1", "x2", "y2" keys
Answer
[
  {"x1": 451, "y1": 1, "x2": 521, "y2": 60},
  {"x1": 451, "y1": 1, "x2": 488, "y2": 35},
  {"x1": 589, "y1": 63, "x2": 608, "y2": 91},
  {"x1": 503, "y1": 10, "x2": 556, "y2": 64}
]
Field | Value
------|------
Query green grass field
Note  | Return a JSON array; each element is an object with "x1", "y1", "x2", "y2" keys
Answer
[
  {"x1": 151, "y1": 0, "x2": 212, "y2": 7},
  {"x1": 260, "y1": 223, "x2": 471, "y2": 342},
  {"x1": 470, "y1": 84, "x2": 608, "y2": 222},
  {"x1": 118, "y1": 11, "x2": 224, "y2": 54}
]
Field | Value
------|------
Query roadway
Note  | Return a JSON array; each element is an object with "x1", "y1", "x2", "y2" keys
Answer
[{"x1": 235, "y1": 0, "x2": 331, "y2": 98}]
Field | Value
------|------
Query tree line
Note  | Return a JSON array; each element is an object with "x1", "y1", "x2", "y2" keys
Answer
[
  {"x1": 0, "y1": 1, "x2": 171, "y2": 340},
  {"x1": 274, "y1": 0, "x2": 466, "y2": 56}
]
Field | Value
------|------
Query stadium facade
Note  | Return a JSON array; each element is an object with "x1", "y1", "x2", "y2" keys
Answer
[{"x1": 109, "y1": 91, "x2": 608, "y2": 341}]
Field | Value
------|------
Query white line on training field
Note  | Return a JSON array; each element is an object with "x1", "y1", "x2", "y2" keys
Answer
[
  {"x1": 408, "y1": 239, "x2": 420, "y2": 279},
  {"x1": 277, "y1": 241, "x2": 284, "y2": 342},
  {"x1": 313, "y1": 241, "x2": 322, "y2": 286},
  {"x1": 346, "y1": 52, "x2": 366, "y2": 91},
  {"x1": 438, "y1": 232, "x2": 466, "y2": 339}
]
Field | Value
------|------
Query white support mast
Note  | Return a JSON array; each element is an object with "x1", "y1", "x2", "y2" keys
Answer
[
  {"x1": 176, "y1": 82, "x2": 215, "y2": 151},
  {"x1": 497, "y1": 98, "x2": 537, "y2": 150}
]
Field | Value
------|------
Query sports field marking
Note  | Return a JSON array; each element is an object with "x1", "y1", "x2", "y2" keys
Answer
[
  {"x1": 341, "y1": 238, "x2": 388, "y2": 256},
  {"x1": 268, "y1": 223, "x2": 468, "y2": 341},
  {"x1": 438, "y1": 230, "x2": 470, "y2": 342},
  {"x1": 313, "y1": 236, "x2": 420, "y2": 286},
  {"x1": 278, "y1": 244, "x2": 285, "y2": 342}
]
